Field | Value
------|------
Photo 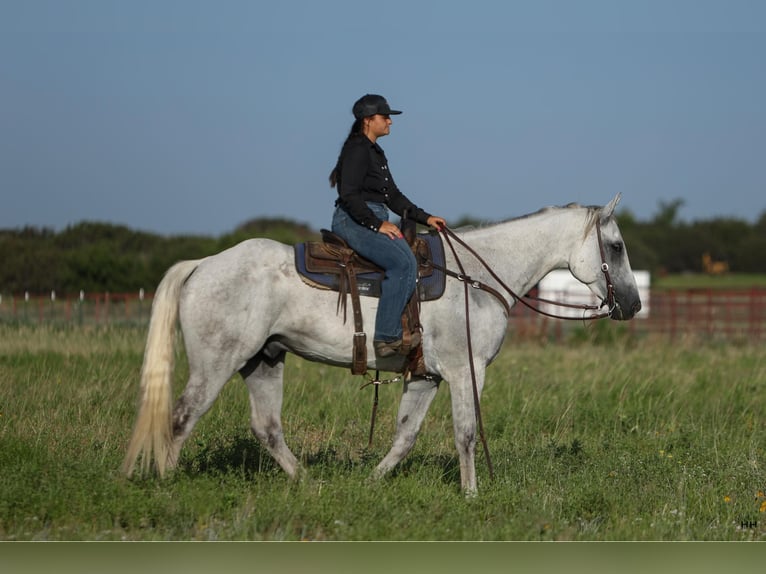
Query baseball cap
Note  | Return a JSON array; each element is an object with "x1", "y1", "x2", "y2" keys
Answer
[{"x1": 352, "y1": 94, "x2": 402, "y2": 119}]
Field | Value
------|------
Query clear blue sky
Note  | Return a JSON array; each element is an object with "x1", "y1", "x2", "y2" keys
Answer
[{"x1": 1, "y1": 0, "x2": 764, "y2": 236}]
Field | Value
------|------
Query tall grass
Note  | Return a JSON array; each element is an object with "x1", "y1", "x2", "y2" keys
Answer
[{"x1": 0, "y1": 325, "x2": 764, "y2": 540}]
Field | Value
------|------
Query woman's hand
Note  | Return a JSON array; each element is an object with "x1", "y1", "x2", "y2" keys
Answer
[
  {"x1": 427, "y1": 216, "x2": 447, "y2": 231},
  {"x1": 378, "y1": 220, "x2": 403, "y2": 240},
  {"x1": 378, "y1": 216, "x2": 447, "y2": 239}
]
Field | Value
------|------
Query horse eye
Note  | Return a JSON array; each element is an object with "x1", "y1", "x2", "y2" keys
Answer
[{"x1": 611, "y1": 242, "x2": 623, "y2": 253}]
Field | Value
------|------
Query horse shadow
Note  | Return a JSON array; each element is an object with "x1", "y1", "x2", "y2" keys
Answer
[
  {"x1": 179, "y1": 435, "x2": 279, "y2": 479},
  {"x1": 178, "y1": 434, "x2": 462, "y2": 488},
  {"x1": 389, "y1": 453, "x2": 461, "y2": 486}
]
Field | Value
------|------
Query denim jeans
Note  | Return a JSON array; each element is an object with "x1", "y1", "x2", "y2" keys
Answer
[{"x1": 332, "y1": 203, "x2": 417, "y2": 342}]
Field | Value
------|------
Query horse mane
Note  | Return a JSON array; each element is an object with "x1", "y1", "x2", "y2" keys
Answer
[
  {"x1": 497, "y1": 202, "x2": 602, "y2": 233},
  {"x1": 459, "y1": 202, "x2": 605, "y2": 241},
  {"x1": 541, "y1": 203, "x2": 604, "y2": 240},
  {"x1": 581, "y1": 205, "x2": 603, "y2": 240}
]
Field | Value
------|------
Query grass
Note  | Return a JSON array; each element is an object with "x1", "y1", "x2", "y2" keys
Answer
[
  {"x1": 653, "y1": 272, "x2": 766, "y2": 290},
  {"x1": 0, "y1": 325, "x2": 764, "y2": 540}
]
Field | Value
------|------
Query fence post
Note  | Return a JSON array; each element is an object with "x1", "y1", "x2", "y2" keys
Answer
[
  {"x1": 668, "y1": 290, "x2": 676, "y2": 339},
  {"x1": 750, "y1": 288, "x2": 761, "y2": 339},
  {"x1": 78, "y1": 291, "x2": 85, "y2": 326}
]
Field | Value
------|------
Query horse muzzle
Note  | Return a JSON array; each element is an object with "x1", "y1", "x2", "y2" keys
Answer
[{"x1": 610, "y1": 298, "x2": 642, "y2": 321}]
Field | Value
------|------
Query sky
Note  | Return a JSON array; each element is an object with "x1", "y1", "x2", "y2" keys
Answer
[{"x1": 1, "y1": 0, "x2": 764, "y2": 237}]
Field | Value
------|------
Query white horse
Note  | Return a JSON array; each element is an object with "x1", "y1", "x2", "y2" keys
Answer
[{"x1": 124, "y1": 194, "x2": 641, "y2": 494}]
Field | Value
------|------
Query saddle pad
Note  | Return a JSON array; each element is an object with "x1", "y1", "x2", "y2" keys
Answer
[{"x1": 294, "y1": 231, "x2": 447, "y2": 302}]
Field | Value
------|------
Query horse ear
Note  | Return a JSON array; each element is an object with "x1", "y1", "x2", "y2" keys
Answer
[{"x1": 601, "y1": 193, "x2": 622, "y2": 219}]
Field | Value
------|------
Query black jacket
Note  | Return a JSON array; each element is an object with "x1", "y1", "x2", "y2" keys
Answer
[{"x1": 334, "y1": 135, "x2": 431, "y2": 232}]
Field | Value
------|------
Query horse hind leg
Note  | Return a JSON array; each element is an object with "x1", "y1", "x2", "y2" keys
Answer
[
  {"x1": 240, "y1": 350, "x2": 301, "y2": 479},
  {"x1": 169, "y1": 368, "x2": 233, "y2": 469},
  {"x1": 372, "y1": 376, "x2": 440, "y2": 481}
]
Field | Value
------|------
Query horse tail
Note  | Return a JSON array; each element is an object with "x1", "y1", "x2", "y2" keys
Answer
[{"x1": 122, "y1": 259, "x2": 202, "y2": 478}]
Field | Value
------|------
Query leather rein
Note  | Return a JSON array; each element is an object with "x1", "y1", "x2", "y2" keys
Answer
[
  {"x1": 437, "y1": 218, "x2": 617, "y2": 322},
  {"x1": 432, "y1": 218, "x2": 617, "y2": 481},
  {"x1": 363, "y1": 219, "x2": 618, "y2": 484}
]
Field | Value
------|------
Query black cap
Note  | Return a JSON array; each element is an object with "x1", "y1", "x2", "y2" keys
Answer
[{"x1": 352, "y1": 94, "x2": 402, "y2": 119}]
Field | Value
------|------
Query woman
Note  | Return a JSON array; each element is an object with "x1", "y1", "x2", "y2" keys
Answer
[{"x1": 329, "y1": 94, "x2": 447, "y2": 358}]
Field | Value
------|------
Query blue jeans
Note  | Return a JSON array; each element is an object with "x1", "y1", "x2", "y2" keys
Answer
[{"x1": 332, "y1": 203, "x2": 417, "y2": 342}]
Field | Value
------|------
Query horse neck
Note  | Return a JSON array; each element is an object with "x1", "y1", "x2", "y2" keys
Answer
[{"x1": 456, "y1": 208, "x2": 590, "y2": 295}]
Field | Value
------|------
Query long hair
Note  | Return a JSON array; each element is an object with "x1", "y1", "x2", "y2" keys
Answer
[{"x1": 329, "y1": 118, "x2": 364, "y2": 188}]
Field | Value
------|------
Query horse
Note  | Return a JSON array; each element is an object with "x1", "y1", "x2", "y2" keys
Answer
[{"x1": 123, "y1": 193, "x2": 641, "y2": 494}]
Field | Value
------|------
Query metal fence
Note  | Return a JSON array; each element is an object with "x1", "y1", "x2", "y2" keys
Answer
[{"x1": 2, "y1": 288, "x2": 766, "y2": 341}]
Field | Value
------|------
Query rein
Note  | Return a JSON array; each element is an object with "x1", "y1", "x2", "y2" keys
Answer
[
  {"x1": 437, "y1": 220, "x2": 617, "y2": 321},
  {"x1": 362, "y1": 218, "x2": 617, "y2": 482},
  {"x1": 434, "y1": 219, "x2": 617, "y2": 482},
  {"x1": 441, "y1": 227, "x2": 496, "y2": 480}
]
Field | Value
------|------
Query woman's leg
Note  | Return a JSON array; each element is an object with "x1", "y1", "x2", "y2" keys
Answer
[
  {"x1": 332, "y1": 206, "x2": 417, "y2": 341},
  {"x1": 367, "y1": 237, "x2": 417, "y2": 341}
]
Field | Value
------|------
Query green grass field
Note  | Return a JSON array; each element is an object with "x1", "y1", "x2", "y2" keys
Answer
[
  {"x1": 653, "y1": 272, "x2": 766, "y2": 290},
  {"x1": 0, "y1": 325, "x2": 764, "y2": 541}
]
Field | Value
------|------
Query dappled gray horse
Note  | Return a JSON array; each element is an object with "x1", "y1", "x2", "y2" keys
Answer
[{"x1": 124, "y1": 194, "x2": 641, "y2": 494}]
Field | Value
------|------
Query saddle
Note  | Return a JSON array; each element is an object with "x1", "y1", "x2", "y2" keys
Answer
[{"x1": 294, "y1": 218, "x2": 446, "y2": 376}]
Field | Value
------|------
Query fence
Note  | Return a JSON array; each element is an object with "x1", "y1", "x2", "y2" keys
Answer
[
  {"x1": 640, "y1": 288, "x2": 766, "y2": 340},
  {"x1": 2, "y1": 288, "x2": 766, "y2": 341},
  {"x1": 0, "y1": 291, "x2": 153, "y2": 326},
  {"x1": 507, "y1": 287, "x2": 766, "y2": 342}
]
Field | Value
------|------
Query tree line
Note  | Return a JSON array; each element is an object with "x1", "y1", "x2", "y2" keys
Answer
[
  {"x1": 0, "y1": 218, "x2": 318, "y2": 295},
  {"x1": 616, "y1": 199, "x2": 766, "y2": 275},
  {"x1": 1, "y1": 200, "x2": 764, "y2": 295}
]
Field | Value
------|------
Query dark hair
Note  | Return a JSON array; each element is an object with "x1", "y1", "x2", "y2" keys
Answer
[{"x1": 329, "y1": 119, "x2": 363, "y2": 188}]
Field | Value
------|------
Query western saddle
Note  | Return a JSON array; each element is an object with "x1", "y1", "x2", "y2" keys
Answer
[{"x1": 297, "y1": 217, "x2": 436, "y2": 376}]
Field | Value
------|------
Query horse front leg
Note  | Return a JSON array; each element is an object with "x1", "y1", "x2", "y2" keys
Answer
[
  {"x1": 241, "y1": 351, "x2": 302, "y2": 479},
  {"x1": 372, "y1": 376, "x2": 440, "y2": 480},
  {"x1": 448, "y1": 366, "x2": 487, "y2": 496}
]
